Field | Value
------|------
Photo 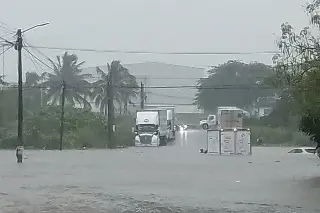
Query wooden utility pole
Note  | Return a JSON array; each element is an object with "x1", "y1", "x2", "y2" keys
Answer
[
  {"x1": 9, "y1": 23, "x2": 49, "y2": 163},
  {"x1": 59, "y1": 81, "x2": 66, "y2": 151},
  {"x1": 14, "y1": 29, "x2": 24, "y2": 163},
  {"x1": 140, "y1": 82, "x2": 144, "y2": 109},
  {"x1": 107, "y1": 65, "x2": 115, "y2": 148}
]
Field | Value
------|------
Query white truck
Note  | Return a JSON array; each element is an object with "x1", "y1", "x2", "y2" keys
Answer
[
  {"x1": 134, "y1": 109, "x2": 168, "y2": 146},
  {"x1": 144, "y1": 105, "x2": 176, "y2": 141},
  {"x1": 204, "y1": 107, "x2": 251, "y2": 155},
  {"x1": 217, "y1": 106, "x2": 243, "y2": 129},
  {"x1": 200, "y1": 114, "x2": 217, "y2": 130},
  {"x1": 200, "y1": 106, "x2": 243, "y2": 130}
]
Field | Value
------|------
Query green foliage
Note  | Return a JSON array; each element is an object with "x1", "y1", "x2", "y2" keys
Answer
[
  {"x1": 297, "y1": 68, "x2": 320, "y2": 143},
  {"x1": 0, "y1": 106, "x2": 134, "y2": 149},
  {"x1": 272, "y1": 1, "x2": 320, "y2": 146},
  {"x1": 41, "y1": 52, "x2": 92, "y2": 109},
  {"x1": 245, "y1": 119, "x2": 309, "y2": 146},
  {"x1": 195, "y1": 61, "x2": 276, "y2": 111},
  {"x1": 23, "y1": 106, "x2": 108, "y2": 149},
  {"x1": 0, "y1": 55, "x2": 139, "y2": 149},
  {"x1": 92, "y1": 61, "x2": 138, "y2": 115}
]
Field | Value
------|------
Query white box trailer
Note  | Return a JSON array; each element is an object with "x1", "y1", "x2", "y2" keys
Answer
[
  {"x1": 217, "y1": 107, "x2": 243, "y2": 129},
  {"x1": 206, "y1": 128, "x2": 251, "y2": 155},
  {"x1": 144, "y1": 105, "x2": 176, "y2": 141}
]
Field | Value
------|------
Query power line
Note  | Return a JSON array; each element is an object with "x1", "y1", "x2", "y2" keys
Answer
[
  {"x1": 23, "y1": 47, "x2": 54, "y2": 71},
  {"x1": 145, "y1": 103, "x2": 196, "y2": 106},
  {"x1": 25, "y1": 45, "x2": 278, "y2": 55},
  {"x1": 24, "y1": 40, "x2": 51, "y2": 61},
  {"x1": 0, "y1": 45, "x2": 13, "y2": 58},
  {"x1": 23, "y1": 41, "x2": 52, "y2": 73},
  {"x1": 147, "y1": 91, "x2": 193, "y2": 99},
  {"x1": 23, "y1": 48, "x2": 43, "y2": 74},
  {"x1": 84, "y1": 75, "x2": 202, "y2": 80},
  {"x1": 0, "y1": 84, "x2": 279, "y2": 90}
]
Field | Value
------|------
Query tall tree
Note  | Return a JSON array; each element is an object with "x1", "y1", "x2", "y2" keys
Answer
[
  {"x1": 40, "y1": 52, "x2": 92, "y2": 150},
  {"x1": 272, "y1": 0, "x2": 320, "y2": 147},
  {"x1": 24, "y1": 72, "x2": 43, "y2": 114},
  {"x1": 41, "y1": 52, "x2": 92, "y2": 109},
  {"x1": 195, "y1": 61, "x2": 276, "y2": 112},
  {"x1": 92, "y1": 66, "x2": 109, "y2": 115},
  {"x1": 92, "y1": 61, "x2": 138, "y2": 115}
]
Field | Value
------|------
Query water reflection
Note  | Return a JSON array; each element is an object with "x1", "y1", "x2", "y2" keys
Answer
[{"x1": 179, "y1": 129, "x2": 188, "y2": 146}]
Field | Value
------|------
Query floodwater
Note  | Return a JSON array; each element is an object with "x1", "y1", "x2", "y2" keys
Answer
[{"x1": 0, "y1": 130, "x2": 320, "y2": 212}]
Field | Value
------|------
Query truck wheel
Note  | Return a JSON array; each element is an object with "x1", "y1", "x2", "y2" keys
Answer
[
  {"x1": 202, "y1": 123, "x2": 209, "y2": 130},
  {"x1": 163, "y1": 138, "x2": 167, "y2": 146},
  {"x1": 159, "y1": 137, "x2": 167, "y2": 146}
]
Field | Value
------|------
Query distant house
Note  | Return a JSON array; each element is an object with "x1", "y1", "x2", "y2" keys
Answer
[
  {"x1": 82, "y1": 62, "x2": 206, "y2": 114},
  {"x1": 251, "y1": 96, "x2": 280, "y2": 118}
]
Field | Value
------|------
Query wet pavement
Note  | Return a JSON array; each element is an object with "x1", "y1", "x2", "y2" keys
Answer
[{"x1": 0, "y1": 130, "x2": 320, "y2": 212}]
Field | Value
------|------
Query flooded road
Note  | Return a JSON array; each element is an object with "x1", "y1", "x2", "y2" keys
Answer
[{"x1": 0, "y1": 130, "x2": 320, "y2": 212}]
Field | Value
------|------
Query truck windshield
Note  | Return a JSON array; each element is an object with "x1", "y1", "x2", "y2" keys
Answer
[
  {"x1": 208, "y1": 116, "x2": 215, "y2": 120},
  {"x1": 137, "y1": 124, "x2": 156, "y2": 132}
]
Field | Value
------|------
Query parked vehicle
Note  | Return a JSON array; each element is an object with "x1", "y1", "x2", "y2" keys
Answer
[
  {"x1": 134, "y1": 109, "x2": 168, "y2": 146},
  {"x1": 288, "y1": 147, "x2": 317, "y2": 155},
  {"x1": 200, "y1": 114, "x2": 216, "y2": 130},
  {"x1": 200, "y1": 106, "x2": 243, "y2": 130},
  {"x1": 144, "y1": 105, "x2": 176, "y2": 141}
]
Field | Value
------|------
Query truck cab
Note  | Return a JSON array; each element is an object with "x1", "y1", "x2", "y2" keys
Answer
[
  {"x1": 134, "y1": 109, "x2": 168, "y2": 146},
  {"x1": 200, "y1": 114, "x2": 217, "y2": 130}
]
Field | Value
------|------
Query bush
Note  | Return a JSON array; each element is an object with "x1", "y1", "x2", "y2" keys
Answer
[
  {"x1": 19, "y1": 106, "x2": 134, "y2": 149},
  {"x1": 249, "y1": 123, "x2": 310, "y2": 146},
  {"x1": 114, "y1": 115, "x2": 134, "y2": 147}
]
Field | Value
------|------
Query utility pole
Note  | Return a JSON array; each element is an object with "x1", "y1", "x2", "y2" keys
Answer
[
  {"x1": 14, "y1": 29, "x2": 23, "y2": 163},
  {"x1": 140, "y1": 82, "x2": 144, "y2": 109},
  {"x1": 59, "y1": 81, "x2": 66, "y2": 151},
  {"x1": 144, "y1": 76, "x2": 147, "y2": 104},
  {"x1": 10, "y1": 22, "x2": 49, "y2": 163},
  {"x1": 107, "y1": 65, "x2": 115, "y2": 148}
]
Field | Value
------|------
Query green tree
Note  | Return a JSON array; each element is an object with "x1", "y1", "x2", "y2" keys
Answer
[
  {"x1": 92, "y1": 66, "x2": 109, "y2": 115},
  {"x1": 22, "y1": 106, "x2": 109, "y2": 149},
  {"x1": 24, "y1": 72, "x2": 43, "y2": 115},
  {"x1": 195, "y1": 61, "x2": 276, "y2": 111},
  {"x1": 272, "y1": 0, "x2": 320, "y2": 147},
  {"x1": 92, "y1": 61, "x2": 138, "y2": 115},
  {"x1": 41, "y1": 52, "x2": 92, "y2": 109}
]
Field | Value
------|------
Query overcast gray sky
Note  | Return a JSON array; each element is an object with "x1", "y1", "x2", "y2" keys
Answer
[{"x1": 0, "y1": 0, "x2": 311, "y2": 81}]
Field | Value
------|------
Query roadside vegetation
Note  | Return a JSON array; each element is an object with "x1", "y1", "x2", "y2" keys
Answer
[
  {"x1": 196, "y1": 0, "x2": 320, "y2": 147},
  {"x1": 2, "y1": 1, "x2": 320, "y2": 149},
  {"x1": 0, "y1": 53, "x2": 136, "y2": 149}
]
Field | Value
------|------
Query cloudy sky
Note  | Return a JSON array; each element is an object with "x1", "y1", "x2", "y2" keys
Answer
[{"x1": 0, "y1": 0, "x2": 311, "y2": 81}]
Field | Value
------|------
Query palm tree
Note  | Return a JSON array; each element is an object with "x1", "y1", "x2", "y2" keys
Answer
[
  {"x1": 92, "y1": 61, "x2": 138, "y2": 115},
  {"x1": 41, "y1": 52, "x2": 92, "y2": 109},
  {"x1": 92, "y1": 66, "x2": 109, "y2": 115},
  {"x1": 117, "y1": 74, "x2": 138, "y2": 114},
  {"x1": 41, "y1": 52, "x2": 92, "y2": 150}
]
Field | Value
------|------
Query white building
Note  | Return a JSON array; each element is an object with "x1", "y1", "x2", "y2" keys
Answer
[{"x1": 251, "y1": 96, "x2": 280, "y2": 118}]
